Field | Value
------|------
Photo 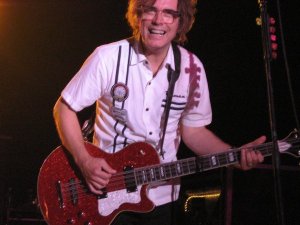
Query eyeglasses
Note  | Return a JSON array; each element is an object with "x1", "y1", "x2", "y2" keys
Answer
[{"x1": 141, "y1": 6, "x2": 181, "y2": 24}]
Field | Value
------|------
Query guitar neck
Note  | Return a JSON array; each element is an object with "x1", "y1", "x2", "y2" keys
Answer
[
  {"x1": 135, "y1": 157, "x2": 197, "y2": 186},
  {"x1": 197, "y1": 142, "x2": 274, "y2": 172},
  {"x1": 135, "y1": 142, "x2": 275, "y2": 185}
]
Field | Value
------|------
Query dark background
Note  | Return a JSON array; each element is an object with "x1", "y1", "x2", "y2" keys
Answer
[{"x1": 0, "y1": 0, "x2": 299, "y2": 224}]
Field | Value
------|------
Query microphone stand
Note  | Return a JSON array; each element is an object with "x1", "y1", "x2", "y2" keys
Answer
[{"x1": 257, "y1": 1, "x2": 285, "y2": 225}]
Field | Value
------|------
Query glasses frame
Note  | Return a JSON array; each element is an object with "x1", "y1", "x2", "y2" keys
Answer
[{"x1": 140, "y1": 6, "x2": 181, "y2": 24}]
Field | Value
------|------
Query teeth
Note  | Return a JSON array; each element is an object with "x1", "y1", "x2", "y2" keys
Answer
[{"x1": 149, "y1": 29, "x2": 166, "y2": 35}]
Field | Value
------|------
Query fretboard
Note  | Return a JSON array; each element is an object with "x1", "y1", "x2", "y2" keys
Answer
[{"x1": 134, "y1": 142, "x2": 276, "y2": 185}]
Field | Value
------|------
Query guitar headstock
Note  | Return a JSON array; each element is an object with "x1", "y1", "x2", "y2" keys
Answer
[{"x1": 279, "y1": 129, "x2": 300, "y2": 159}]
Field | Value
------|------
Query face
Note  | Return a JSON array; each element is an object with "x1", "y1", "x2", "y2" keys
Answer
[{"x1": 139, "y1": 0, "x2": 180, "y2": 55}]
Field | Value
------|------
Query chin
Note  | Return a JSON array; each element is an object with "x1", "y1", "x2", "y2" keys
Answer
[{"x1": 147, "y1": 39, "x2": 170, "y2": 49}]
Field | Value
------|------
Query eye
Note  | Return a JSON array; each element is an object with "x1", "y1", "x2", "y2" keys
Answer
[
  {"x1": 143, "y1": 6, "x2": 157, "y2": 15},
  {"x1": 163, "y1": 9, "x2": 181, "y2": 18}
]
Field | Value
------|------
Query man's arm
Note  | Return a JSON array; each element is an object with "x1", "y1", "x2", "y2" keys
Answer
[
  {"x1": 181, "y1": 125, "x2": 265, "y2": 170},
  {"x1": 53, "y1": 97, "x2": 116, "y2": 194}
]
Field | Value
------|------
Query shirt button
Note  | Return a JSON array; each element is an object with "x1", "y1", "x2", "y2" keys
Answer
[
  {"x1": 149, "y1": 132, "x2": 153, "y2": 135},
  {"x1": 146, "y1": 108, "x2": 149, "y2": 111}
]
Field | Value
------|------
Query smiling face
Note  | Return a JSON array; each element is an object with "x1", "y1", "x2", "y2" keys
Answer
[{"x1": 139, "y1": 0, "x2": 180, "y2": 55}]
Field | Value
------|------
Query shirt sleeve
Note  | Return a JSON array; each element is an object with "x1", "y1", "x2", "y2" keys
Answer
[
  {"x1": 61, "y1": 47, "x2": 108, "y2": 112},
  {"x1": 180, "y1": 54, "x2": 212, "y2": 127}
]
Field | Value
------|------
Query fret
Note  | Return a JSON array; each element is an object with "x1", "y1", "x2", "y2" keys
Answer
[
  {"x1": 216, "y1": 155, "x2": 221, "y2": 166},
  {"x1": 176, "y1": 162, "x2": 182, "y2": 175},
  {"x1": 142, "y1": 170, "x2": 147, "y2": 183},
  {"x1": 135, "y1": 170, "x2": 142, "y2": 185},
  {"x1": 185, "y1": 159, "x2": 190, "y2": 174},
  {"x1": 146, "y1": 168, "x2": 152, "y2": 182},
  {"x1": 160, "y1": 166, "x2": 165, "y2": 178},
  {"x1": 186, "y1": 160, "x2": 191, "y2": 174},
  {"x1": 165, "y1": 164, "x2": 171, "y2": 178},
  {"x1": 154, "y1": 167, "x2": 161, "y2": 180},
  {"x1": 182, "y1": 160, "x2": 190, "y2": 174},
  {"x1": 218, "y1": 154, "x2": 227, "y2": 165},
  {"x1": 198, "y1": 155, "x2": 217, "y2": 171},
  {"x1": 135, "y1": 169, "x2": 147, "y2": 185},
  {"x1": 136, "y1": 168, "x2": 154, "y2": 185},
  {"x1": 228, "y1": 151, "x2": 239, "y2": 164},
  {"x1": 202, "y1": 156, "x2": 211, "y2": 169},
  {"x1": 263, "y1": 144, "x2": 273, "y2": 156},
  {"x1": 183, "y1": 159, "x2": 195, "y2": 175},
  {"x1": 148, "y1": 168, "x2": 154, "y2": 182},
  {"x1": 170, "y1": 164, "x2": 177, "y2": 177},
  {"x1": 188, "y1": 159, "x2": 196, "y2": 173},
  {"x1": 150, "y1": 168, "x2": 155, "y2": 181}
]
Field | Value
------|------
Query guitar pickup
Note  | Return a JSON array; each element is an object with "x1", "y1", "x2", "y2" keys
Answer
[
  {"x1": 124, "y1": 166, "x2": 137, "y2": 193},
  {"x1": 69, "y1": 178, "x2": 78, "y2": 205}
]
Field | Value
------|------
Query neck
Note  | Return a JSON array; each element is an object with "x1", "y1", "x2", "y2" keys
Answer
[{"x1": 141, "y1": 42, "x2": 170, "y2": 76}]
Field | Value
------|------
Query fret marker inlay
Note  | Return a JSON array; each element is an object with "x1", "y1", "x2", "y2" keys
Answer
[
  {"x1": 211, "y1": 156, "x2": 217, "y2": 166},
  {"x1": 228, "y1": 152, "x2": 235, "y2": 162}
]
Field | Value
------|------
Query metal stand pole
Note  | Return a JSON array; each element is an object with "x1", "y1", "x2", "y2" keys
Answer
[{"x1": 257, "y1": 1, "x2": 285, "y2": 225}]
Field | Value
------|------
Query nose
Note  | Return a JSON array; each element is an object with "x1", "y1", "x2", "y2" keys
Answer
[{"x1": 152, "y1": 11, "x2": 164, "y2": 24}]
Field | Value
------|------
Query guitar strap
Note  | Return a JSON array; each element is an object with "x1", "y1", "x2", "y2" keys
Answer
[{"x1": 157, "y1": 42, "x2": 181, "y2": 159}]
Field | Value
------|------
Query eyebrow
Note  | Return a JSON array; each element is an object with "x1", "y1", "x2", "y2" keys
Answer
[{"x1": 145, "y1": 5, "x2": 178, "y2": 11}]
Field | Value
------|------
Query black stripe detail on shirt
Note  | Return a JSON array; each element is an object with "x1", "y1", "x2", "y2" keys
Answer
[
  {"x1": 112, "y1": 43, "x2": 132, "y2": 151},
  {"x1": 112, "y1": 46, "x2": 122, "y2": 152}
]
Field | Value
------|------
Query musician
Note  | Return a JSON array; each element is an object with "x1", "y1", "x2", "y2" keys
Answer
[{"x1": 53, "y1": 0, "x2": 265, "y2": 224}]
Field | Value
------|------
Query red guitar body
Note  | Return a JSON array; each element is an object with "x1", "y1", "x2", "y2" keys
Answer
[
  {"x1": 38, "y1": 130, "x2": 300, "y2": 224},
  {"x1": 37, "y1": 142, "x2": 160, "y2": 225}
]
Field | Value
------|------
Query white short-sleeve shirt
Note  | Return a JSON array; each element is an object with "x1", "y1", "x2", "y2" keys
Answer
[{"x1": 62, "y1": 38, "x2": 212, "y2": 206}]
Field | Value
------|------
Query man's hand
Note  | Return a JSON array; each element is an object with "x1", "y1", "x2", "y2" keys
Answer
[
  {"x1": 237, "y1": 136, "x2": 266, "y2": 170},
  {"x1": 77, "y1": 155, "x2": 116, "y2": 194}
]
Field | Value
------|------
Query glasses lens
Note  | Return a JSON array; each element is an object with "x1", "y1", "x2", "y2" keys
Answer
[{"x1": 141, "y1": 6, "x2": 180, "y2": 23}]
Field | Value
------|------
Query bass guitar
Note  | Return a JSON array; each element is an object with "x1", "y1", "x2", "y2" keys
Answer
[{"x1": 37, "y1": 130, "x2": 300, "y2": 225}]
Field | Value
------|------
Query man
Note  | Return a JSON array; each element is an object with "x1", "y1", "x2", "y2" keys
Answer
[{"x1": 53, "y1": 0, "x2": 265, "y2": 224}]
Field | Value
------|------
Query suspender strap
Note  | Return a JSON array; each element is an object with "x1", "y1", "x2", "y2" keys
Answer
[
  {"x1": 158, "y1": 43, "x2": 181, "y2": 159},
  {"x1": 82, "y1": 44, "x2": 125, "y2": 141}
]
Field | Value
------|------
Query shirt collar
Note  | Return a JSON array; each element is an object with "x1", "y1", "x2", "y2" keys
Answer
[{"x1": 130, "y1": 40, "x2": 176, "y2": 71}]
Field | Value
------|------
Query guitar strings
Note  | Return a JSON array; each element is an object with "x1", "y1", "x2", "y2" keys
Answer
[
  {"x1": 57, "y1": 160, "x2": 197, "y2": 204},
  {"x1": 59, "y1": 157, "x2": 196, "y2": 197},
  {"x1": 57, "y1": 140, "x2": 300, "y2": 204},
  {"x1": 59, "y1": 139, "x2": 300, "y2": 194},
  {"x1": 58, "y1": 140, "x2": 300, "y2": 196}
]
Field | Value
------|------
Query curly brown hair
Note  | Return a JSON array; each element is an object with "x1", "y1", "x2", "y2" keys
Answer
[{"x1": 126, "y1": 0, "x2": 198, "y2": 44}]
